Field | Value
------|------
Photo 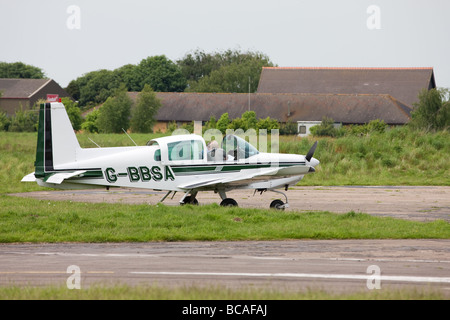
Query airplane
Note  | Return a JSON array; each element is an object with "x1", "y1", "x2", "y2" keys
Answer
[{"x1": 22, "y1": 102, "x2": 320, "y2": 210}]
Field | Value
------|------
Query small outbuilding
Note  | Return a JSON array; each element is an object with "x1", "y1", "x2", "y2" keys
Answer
[{"x1": 0, "y1": 78, "x2": 71, "y2": 115}]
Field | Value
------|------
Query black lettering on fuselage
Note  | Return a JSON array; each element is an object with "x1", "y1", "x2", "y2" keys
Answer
[{"x1": 104, "y1": 166, "x2": 174, "y2": 184}]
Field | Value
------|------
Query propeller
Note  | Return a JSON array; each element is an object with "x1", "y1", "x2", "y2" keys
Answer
[{"x1": 305, "y1": 141, "x2": 318, "y2": 162}]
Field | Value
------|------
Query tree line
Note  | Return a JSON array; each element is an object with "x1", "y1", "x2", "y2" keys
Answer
[
  {"x1": 0, "y1": 49, "x2": 274, "y2": 109},
  {"x1": 0, "y1": 85, "x2": 161, "y2": 134},
  {"x1": 1, "y1": 52, "x2": 448, "y2": 133},
  {"x1": 65, "y1": 49, "x2": 274, "y2": 108}
]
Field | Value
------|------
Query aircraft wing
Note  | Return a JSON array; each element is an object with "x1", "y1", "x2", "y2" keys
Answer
[
  {"x1": 44, "y1": 170, "x2": 87, "y2": 184},
  {"x1": 177, "y1": 167, "x2": 284, "y2": 190}
]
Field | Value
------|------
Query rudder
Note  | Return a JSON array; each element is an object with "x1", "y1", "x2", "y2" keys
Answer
[{"x1": 34, "y1": 102, "x2": 81, "y2": 178}]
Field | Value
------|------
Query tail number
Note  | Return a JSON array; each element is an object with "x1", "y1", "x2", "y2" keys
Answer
[{"x1": 105, "y1": 166, "x2": 175, "y2": 183}]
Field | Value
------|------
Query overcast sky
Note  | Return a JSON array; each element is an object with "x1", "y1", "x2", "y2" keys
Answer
[{"x1": 1, "y1": 0, "x2": 449, "y2": 88}]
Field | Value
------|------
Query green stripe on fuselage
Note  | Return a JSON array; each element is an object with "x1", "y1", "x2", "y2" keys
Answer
[{"x1": 171, "y1": 162, "x2": 305, "y2": 176}]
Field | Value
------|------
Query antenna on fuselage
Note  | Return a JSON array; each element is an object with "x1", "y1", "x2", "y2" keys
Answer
[
  {"x1": 122, "y1": 128, "x2": 138, "y2": 146},
  {"x1": 88, "y1": 137, "x2": 101, "y2": 148}
]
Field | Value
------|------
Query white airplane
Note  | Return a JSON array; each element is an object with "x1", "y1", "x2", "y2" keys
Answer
[{"x1": 22, "y1": 102, "x2": 319, "y2": 210}]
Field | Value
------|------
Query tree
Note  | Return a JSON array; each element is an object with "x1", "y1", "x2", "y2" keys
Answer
[
  {"x1": 137, "y1": 55, "x2": 187, "y2": 92},
  {"x1": 178, "y1": 49, "x2": 274, "y2": 83},
  {"x1": 61, "y1": 97, "x2": 83, "y2": 131},
  {"x1": 216, "y1": 113, "x2": 231, "y2": 133},
  {"x1": 67, "y1": 56, "x2": 187, "y2": 107},
  {"x1": 186, "y1": 58, "x2": 268, "y2": 93},
  {"x1": 113, "y1": 64, "x2": 142, "y2": 92},
  {"x1": 96, "y1": 84, "x2": 132, "y2": 133},
  {"x1": 257, "y1": 117, "x2": 280, "y2": 132},
  {"x1": 180, "y1": 49, "x2": 274, "y2": 93},
  {"x1": 411, "y1": 88, "x2": 450, "y2": 131},
  {"x1": 0, "y1": 62, "x2": 45, "y2": 79},
  {"x1": 310, "y1": 117, "x2": 339, "y2": 137},
  {"x1": 81, "y1": 108, "x2": 100, "y2": 133},
  {"x1": 77, "y1": 69, "x2": 121, "y2": 107},
  {"x1": 130, "y1": 84, "x2": 161, "y2": 133},
  {"x1": 228, "y1": 111, "x2": 258, "y2": 131}
]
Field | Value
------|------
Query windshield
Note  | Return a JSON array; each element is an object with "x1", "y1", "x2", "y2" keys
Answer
[
  {"x1": 222, "y1": 135, "x2": 259, "y2": 160},
  {"x1": 168, "y1": 140, "x2": 204, "y2": 161}
]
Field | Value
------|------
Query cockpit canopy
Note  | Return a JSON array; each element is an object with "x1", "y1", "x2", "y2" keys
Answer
[
  {"x1": 221, "y1": 134, "x2": 259, "y2": 160},
  {"x1": 148, "y1": 134, "x2": 259, "y2": 164}
]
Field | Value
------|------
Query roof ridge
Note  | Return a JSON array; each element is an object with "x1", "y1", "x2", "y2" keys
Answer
[
  {"x1": 384, "y1": 94, "x2": 413, "y2": 119},
  {"x1": 27, "y1": 78, "x2": 52, "y2": 98}
]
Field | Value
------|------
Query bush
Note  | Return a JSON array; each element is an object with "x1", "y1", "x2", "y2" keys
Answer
[
  {"x1": 81, "y1": 109, "x2": 100, "y2": 133},
  {"x1": 346, "y1": 120, "x2": 387, "y2": 136},
  {"x1": 8, "y1": 106, "x2": 38, "y2": 132},
  {"x1": 310, "y1": 117, "x2": 342, "y2": 137},
  {"x1": 96, "y1": 84, "x2": 132, "y2": 133},
  {"x1": 0, "y1": 111, "x2": 10, "y2": 131},
  {"x1": 61, "y1": 97, "x2": 83, "y2": 131},
  {"x1": 410, "y1": 88, "x2": 450, "y2": 131},
  {"x1": 257, "y1": 116, "x2": 280, "y2": 132},
  {"x1": 279, "y1": 121, "x2": 297, "y2": 135}
]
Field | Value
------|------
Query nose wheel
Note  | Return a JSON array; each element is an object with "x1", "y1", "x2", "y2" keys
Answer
[
  {"x1": 255, "y1": 188, "x2": 289, "y2": 210},
  {"x1": 270, "y1": 199, "x2": 286, "y2": 210}
]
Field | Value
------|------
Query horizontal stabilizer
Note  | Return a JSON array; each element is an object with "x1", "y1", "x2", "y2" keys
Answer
[
  {"x1": 45, "y1": 170, "x2": 87, "y2": 184},
  {"x1": 21, "y1": 172, "x2": 36, "y2": 182}
]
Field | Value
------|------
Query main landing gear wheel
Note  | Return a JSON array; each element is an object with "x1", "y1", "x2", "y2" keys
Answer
[
  {"x1": 181, "y1": 195, "x2": 199, "y2": 205},
  {"x1": 270, "y1": 199, "x2": 285, "y2": 210},
  {"x1": 220, "y1": 198, "x2": 238, "y2": 207}
]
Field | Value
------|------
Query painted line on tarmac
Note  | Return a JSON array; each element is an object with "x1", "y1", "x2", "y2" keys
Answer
[
  {"x1": 8, "y1": 252, "x2": 450, "y2": 264},
  {"x1": 129, "y1": 271, "x2": 450, "y2": 284},
  {"x1": 0, "y1": 271, "x2": 114, "y2": 274}
]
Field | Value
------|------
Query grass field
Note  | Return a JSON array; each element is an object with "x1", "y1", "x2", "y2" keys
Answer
[
  {"x1": 1, "y1": 195, "x2": 448, "y2": 242},
  {"x1": 0, "y1": 284, "x2": 445, "y2": 300},
  {"x1": 0, "y1": 128, "x2": 449, "y2": 242}
]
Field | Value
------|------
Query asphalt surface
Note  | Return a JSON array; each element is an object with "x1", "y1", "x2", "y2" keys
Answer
[{"x1": 1, "y1": 240, "x2": 449, "y2": 296}]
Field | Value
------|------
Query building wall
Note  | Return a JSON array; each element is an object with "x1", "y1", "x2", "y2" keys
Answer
[
  {"x1": 297, "y1": 121, "x2": 321, "y2": 137},
  {"x1": 0, "y1": 79, "x2": 71, "y2": 116},
  {"x1": 153, "y1": 121, "x2": 168, "y2": 133},
  {"x1": 30, "y1": 80, "x2": 71, "y2": 107},
  {"x1": 0, "y1": 98, "x2": 30, "y2": 115}
]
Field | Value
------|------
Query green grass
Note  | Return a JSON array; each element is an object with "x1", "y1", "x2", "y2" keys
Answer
[
  {"x1": 1, "y1": 127, "x2": 449, "y2": 194},
  {"x1": 1, "y1": 195, "x2": 448, "y2": 242},
  {"x1": 279, "y1": 127, "x2": 450, "y2": 186},
  {"x1": 0, "y1": 129, "x2": 449, "y2": 243},
  {"x1": 0, "y1": 284, "x2": 445, "y2": 300}
]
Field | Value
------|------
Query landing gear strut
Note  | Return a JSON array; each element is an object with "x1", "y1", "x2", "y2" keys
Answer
[
  {"x1": 256, "y1": 188, "x2": 290, "y2": 210},
  {"x1": 180, "y1": 190, "x2": 199, "y2": 205}
]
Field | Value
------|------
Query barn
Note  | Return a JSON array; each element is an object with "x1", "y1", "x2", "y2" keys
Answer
[{"x1": 0, "y1": 78, "x2": 70, "y2": 116}]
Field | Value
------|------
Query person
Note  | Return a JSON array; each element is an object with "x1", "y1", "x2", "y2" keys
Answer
[{"x1": 207, "y1": 140, "x2": 219, "y2": 151}]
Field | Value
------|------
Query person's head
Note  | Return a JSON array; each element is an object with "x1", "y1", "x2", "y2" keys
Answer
[{"x1": 207, "y1": 140, "x2": 219, "y2": 150}]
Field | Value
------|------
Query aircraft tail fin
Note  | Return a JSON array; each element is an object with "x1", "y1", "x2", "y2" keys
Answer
[{"x1": 34, "y1": 102, "x2": 81, "y2": 178}]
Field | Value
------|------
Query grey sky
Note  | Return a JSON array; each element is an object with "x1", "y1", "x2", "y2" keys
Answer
[{"x1": 1, "y1": 0, "x2": 449, "y2": 88}]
